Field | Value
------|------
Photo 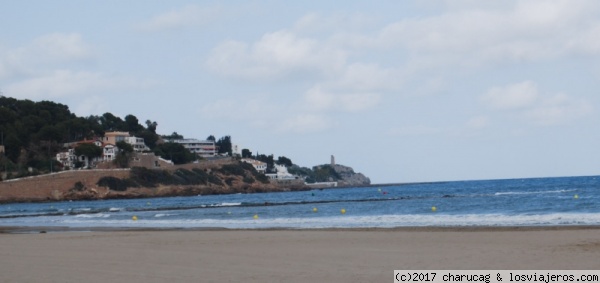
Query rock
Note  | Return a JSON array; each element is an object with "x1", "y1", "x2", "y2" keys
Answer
[{"x1": 331, "y1": 164, "x2": 371, "y2": 186}]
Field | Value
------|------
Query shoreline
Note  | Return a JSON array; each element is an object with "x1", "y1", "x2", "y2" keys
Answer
[{"x1": 3, "y1": 224, "x2": 600, "y2": 234}]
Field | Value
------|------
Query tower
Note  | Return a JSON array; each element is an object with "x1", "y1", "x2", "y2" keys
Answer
[{"x1": 331, "y1": 155, "x2": 335, "y2": 166}]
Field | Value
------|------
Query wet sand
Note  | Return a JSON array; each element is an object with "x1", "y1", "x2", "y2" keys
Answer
[{"x1": 1, "y1": 227, "x2": 599, "y2": 282}]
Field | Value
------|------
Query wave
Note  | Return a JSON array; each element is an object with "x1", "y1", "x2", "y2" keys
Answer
[
  {"x1": 31, "y1": 212, "x2": 600, "y2": 229},
  {"x1": 74, "y1": 213, "x2": 110, "y2": 218},
  {"x1": 154, "y1": 213, "x2": 177, "y2": 218},
  {"x1": 494, "y1": 189, "x2": 577, "y2": 196},
  {"x1": 0, "y1": 196, "x2": 457, "y2": 219}
]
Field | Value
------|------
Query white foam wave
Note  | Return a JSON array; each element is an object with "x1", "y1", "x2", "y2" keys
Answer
[
  {"x1": 218, "y1": 202, "x2": 242, "y2": 207},
  {"x1": 495, "y1": 189, "x2": 577, "y2": 196},
  {"x1": 74, "y1": 213, "x2": 110, "y2": 218},
  {"x1": 109, "y1": 208, "x2": 123, "y2": 212},
  {"x1": 49, "y1": 213, "x2": 600, "y2": 229},
  {"x1": 154, "y1": 213, "x2": 177, "y2": 218}
]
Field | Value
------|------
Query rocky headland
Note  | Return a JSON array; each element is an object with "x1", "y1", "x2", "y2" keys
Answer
[{"x1": 0, "y1": 159, "x2": 371, "y2": 203}]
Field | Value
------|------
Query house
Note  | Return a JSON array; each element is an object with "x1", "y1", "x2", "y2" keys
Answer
[
  {"x1": 169, "y1": 139, "x2": 216, "y2": 158},
  {"x1": 56, "y1": 149, "x2": 77, "y2": 168},
  {"x1": 265, "y1": 164, "x2": 297, "y2": 180},
  {"x1": 103, "y1": 131, "x2": 150, "y2": 152},
  {"x1": 241, "y1": 158, "x2": 267, "y2": 174},
  {"x1": 102, "y1": 131, "x2": 130, "y2": 145},
  {"x1": 124, "y1": 136, "x2": 150, "y2": 152},
  {"x1": 55, "y1": 138, "x2": 122, "y2": 169},
  {"x1": 102, "y1": 144, "x2": 118, "y2": 161}
]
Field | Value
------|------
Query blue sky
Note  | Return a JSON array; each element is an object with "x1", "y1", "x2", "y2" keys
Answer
[{"x1": 1, "y1": 1, "x2": 599, "y2": 183}]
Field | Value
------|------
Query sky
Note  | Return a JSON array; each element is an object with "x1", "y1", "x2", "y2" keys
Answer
[{"x1": 1, "y1": 0, "x2": 600, "y2": 184}]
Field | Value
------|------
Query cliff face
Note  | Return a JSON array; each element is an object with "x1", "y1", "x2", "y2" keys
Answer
[{"x1": 331, "y1": 164, "x2": 371, "y2": 187}]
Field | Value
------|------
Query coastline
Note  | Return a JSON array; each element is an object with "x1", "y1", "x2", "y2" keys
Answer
[{"x1": 1, "y1": 226, "x2": 599, "y2": 283}]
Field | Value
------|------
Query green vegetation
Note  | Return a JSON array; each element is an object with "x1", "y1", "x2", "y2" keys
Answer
[
  {"x1": 114, "y1": 141, "x2": 133, "y2": 168},
  {"x1": 153, "y1": 142, "x2": 196, "y2": 165},
  {"x1": 96, "y1": 165, "x2": 261, "y2": 191},
  {"x1": 1, "y1": 96, "x2": 347, "y2": 186},
  {"x1": 97, "y1": 176, "x2": 133, "y2": 191},
  {"x1": 72, "y1": 181, "x2": 85, "y2": 191},
  {"x1": 312, "y1": 165, "x2": 341, "y2": 182},
  {"x1": 74, "y1": 143, "x2": 103, "y2": 168},
  {"x1": 0, "y1": 96, "x2": 159, "y2": 175},
  {"x1": 216, "y1": 135, "x2": 232, "y2": 155}
]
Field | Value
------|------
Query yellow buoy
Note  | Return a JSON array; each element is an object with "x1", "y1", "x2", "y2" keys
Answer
[
  {"x1": 132, "y1": 215, "x2": 138, "y2": 221},
  {"x1": 574, "y1": 194, "x2": 579, "y2": 199},
  {"x1": 431, "y1": 206, "x2": 437, "y2": 212},
  {"x1": 340, "y1": 208, "x2": 346, "y2": 214},
  {"x1": 253, "y1": 214, "x2": 259, "y2": 219},
  {"x1": 312, "y1": 207, "x2": 318, "y2": 212}
]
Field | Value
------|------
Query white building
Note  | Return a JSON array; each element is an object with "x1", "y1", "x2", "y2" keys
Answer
[
  {"x1": 265, "y1": 164, "x2": 297, "y2": 180},
  {"x1": 241, "y1": 158, "x2": 267, "y2": 174},
  {"x1": 124, "y1": 136, "x2": 150, "y2": 152},
  {"x1": 170, "y1": 139, "x2": 216, "y2": 158},
  {"x1": 103, "y1": 144, "x2": 118, "y2": 161},
  {"x1": 56, "y1": 140, "x2": 122, "y2": 168}
]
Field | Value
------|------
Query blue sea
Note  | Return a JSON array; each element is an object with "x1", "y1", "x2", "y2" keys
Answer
[{"x1": 1, "y1": 176, "x2": 599, "y2": 229}]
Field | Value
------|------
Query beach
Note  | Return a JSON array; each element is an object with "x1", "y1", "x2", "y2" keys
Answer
[{"x1": 1, "y1": 227, "x2": 599, "y2": 283}]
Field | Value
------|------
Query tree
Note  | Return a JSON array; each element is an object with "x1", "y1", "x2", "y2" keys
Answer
[
  {"x1": 216, "y1": 135, "x2": 232, "y2": 155},
  {"x1": 74, "y1": 143, "x2": 103, "y2": 168},
  {"x1": 114, "y1": 141, "x2": 133, "y2": 168},
  {"x1": 276, "y1": 156, "x2": 293, "y2": 167},
  {"x1": 241, "y1": 148, "x2": 252, "y2": 158},
  {"x1": 162, "y1": 132, "x2": 184, "y2": 140},
  {"x1": 256, "y1": 154, "x2": 275, "y2": 173},
  {"x1": 100, "y1": 113, "x2": 125, "y2": 131},
  {"x1": 206, "y1": 135, "x2": 215, "y2": 141},
  {"x1": 145, "y1": 120, "x2": 158, "y2": 133},
  {"x1": 153, "y1": 142, "x2": 196, "y2": 165},
  {"x1": 124, "y1": 114, "x2": 144, "y2": 133}
]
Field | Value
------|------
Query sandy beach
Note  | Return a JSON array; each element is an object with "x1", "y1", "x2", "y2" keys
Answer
[{"x1": 1, "y1": 227, "x2": 599, "y2": 283}]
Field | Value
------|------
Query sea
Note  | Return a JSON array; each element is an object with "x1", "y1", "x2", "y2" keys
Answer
[{"x1": 1, "y1": 175, "x2": 599, "y2": 229}]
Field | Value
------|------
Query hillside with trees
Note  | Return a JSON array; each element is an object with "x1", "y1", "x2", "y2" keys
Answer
[
  {"x1": 0, "y1": 96, "x2": 370, "y2": 194},
  {"x1": 0, "y1": 96, "x2": 160, "y2": 178}
]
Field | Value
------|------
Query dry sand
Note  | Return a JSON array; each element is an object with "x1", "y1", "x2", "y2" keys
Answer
[{"x1": 1, "y1": 227, "x2": 600, "y2": 283}]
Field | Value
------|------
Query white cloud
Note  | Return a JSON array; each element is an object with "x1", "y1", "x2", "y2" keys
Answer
[
  {"x1": 481, "y1": 81, "x2": 593, "y2": 126},
  {"x1": 293, "y1": 12, "x2": 376, "y2": 35},
  {"x1": 526, "y1": 93, "x2": 593, "y2": 126},
  {"x1": 5, "y1": 70, "x2": 154, "y2": 100},
  {"x1": 0, "y1": 33, "x2": 92, "y2": 78},
  {"x1": 329, "y1": 63, "x2": 404, "y2": 92},
  {"x1": 481, "y1": 81, "x2": 539, "y2": 110},
  {"x1": 135, "y1": 4, "x2": 222, "y2": 32},
  {"x1": 374, "y1": 0, "x2": 600, "y2": 65},
  {"x1": 279, "y1": 114, "x2": 333, "y2": 133},
  {"x1": 206, "y1": 30, "x2": 347, "y2": 80},
  {"x1": 199, "y1": 95, "x2": 279, "y2": 128},
  {"x1": 29, "y1": 33, "x2": 91, "y2": 60},
  {"x1": 73, "y1": 95, "x2": 108, "y2": 117},
  {"x1": 304, "y1": 85, "x2": 381, "y2": 113}
]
